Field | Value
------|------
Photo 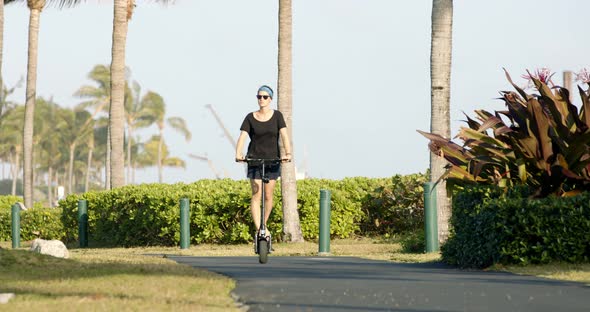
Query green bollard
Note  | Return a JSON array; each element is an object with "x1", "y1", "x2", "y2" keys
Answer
[
  {"x1": 424, "y1": 182, "x2": 439, "y2": 252},
  {"x1": 319, "y1": 189, "x2": 331, "y2": 256},
  {"x1": 180, "y1": 198, "x2": 190, "y2": 249},
  {"x1": 11, "y1": 204, "x2": 20, "y2": 249},
  {"x1": 78, "y1": 200, "x2": 88, "y2": 248}
]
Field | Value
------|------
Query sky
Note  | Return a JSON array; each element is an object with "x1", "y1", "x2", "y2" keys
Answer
[{"x1": 2, "y1": 0, "x2": 589, "y2": 183}]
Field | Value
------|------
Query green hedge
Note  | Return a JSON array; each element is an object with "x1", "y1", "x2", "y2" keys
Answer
[
  {"x1": 0, "y1": 196, "x2": 64, "y2": 241},
  {"x1": 442, "y1": 185, "x2": 590, "y2": 268},
  {"x1": 0, "y1": 207, "x2": 65, "y2": 241},
  {"x1": 1, "y1": 175, "x2": 428, "y2": 246},
  {"x1": 0, "y1": 196, "x2": 23, "y2": 211},
  {"x1": 55, "y1": 176, "x2": 426, "y2": 247}
]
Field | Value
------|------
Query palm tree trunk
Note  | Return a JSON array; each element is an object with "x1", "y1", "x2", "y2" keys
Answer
[
  {"x1": 0, "y1": 0, "x2": 5, "y2": 110},
  {"x1": 126, "y1": 126, "x2": 133, "y2": 184},
  {"x1": 278, "y1": 0, "x2": 303, "y2": 243},
  {"x1": 109, "y1": 0, "x2": 129, "y2": 189},
  {"x1": 157, "y1": 132, "x2": 163, "y2": 183},
  {"x1": 68, "y1": 144, "x2": 75, "y2": 195},
  {"x1": 132, "y1": 159, "x2": 136, "y2": 184},
  {"x1": 23, "y1": 5, "x2": 43, "y2": 208},
  {"x1": 48, "y1": 166, "x2": 53, "y2": 207},
  {"x1": 430, "y1": 0, "x2": 453, "y2": 244},
  {"x1": 85, "y1": 146, "x2": 93, "y2": 192},
  {"x1": 105, "y1": 125, "x2": 111, "y2": 189},
  {"x1": 11, "y1": 149, "x2": 20, "y2": 196}
]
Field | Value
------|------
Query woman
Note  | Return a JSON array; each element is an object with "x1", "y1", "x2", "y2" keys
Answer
[{"x1": 235, "y1": 85, "x2": 292, "y2": 240}]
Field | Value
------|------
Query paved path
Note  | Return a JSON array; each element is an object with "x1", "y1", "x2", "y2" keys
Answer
[{"x1": 167, "y1": 256, "x2": 589, "y2": 312}]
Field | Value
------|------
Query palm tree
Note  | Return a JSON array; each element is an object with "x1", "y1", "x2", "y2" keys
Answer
[
  {"x1": 22, "y1": 0, "x2": 83, "y2": 207},
  {"x1": 430, "y1": 0, "x2": 453, "y2": 243},
  {"x1": 141, "y1": 91, "x2": 190, "y2": 183},
  {"x1": 109, "y1": 0, "x2": 172, "y2": 189},
  {"x1": 0, "y1": 105, "x2": 24, "y2": 195},
  {"x1": 75, "y1": 64, "x2": 113, "y2": 189},
  {"x1": 36, "y1": 99, "x2": 63, "y2": 206},
  {"x1": 135, "y1": 135, "x2": 185, "y2": 178},
  {"x1": 0, "y1": 77, "x2": 21, "y2": 189},
  {"x1": 0, "y1": 1, "x2": 19, "y2": 116},
  {"x1": 109, "y1": 0, "x2": 129, "y2": 189},
  {"x1": 125, "y1": 80, "x2": 156, "y2": 184},
  {"x1": 277, "y1": 0, "x2": 303, "y2": 242}
]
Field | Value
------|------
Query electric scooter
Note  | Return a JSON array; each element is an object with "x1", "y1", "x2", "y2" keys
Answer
[{"x1": 242, "y1": 157, "x2": 283, "y2": 264}]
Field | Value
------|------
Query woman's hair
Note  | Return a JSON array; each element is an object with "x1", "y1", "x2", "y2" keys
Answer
[{"x1": 257, "y1": 85, "x2": 274, "y2": 99}]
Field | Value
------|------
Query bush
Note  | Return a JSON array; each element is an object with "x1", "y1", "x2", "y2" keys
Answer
[
  {"x1": 400, "y1": 230, "x2": 426, "y2": 253},
  {"x1": 442, "y1": 185, "x2": 590, "y2": 268},
  {"x1": 56, "y1": 176, "x2": 427, "y2": 246},
  {"x1": 0, "y1": 196, "x2": 22, "y2": 211},
  {"x1": 0, "y1": 206, "x2": 65, "y2": 241},
  {"x1": 362, "y1": 174, "x2": 428, "y2": 235}
]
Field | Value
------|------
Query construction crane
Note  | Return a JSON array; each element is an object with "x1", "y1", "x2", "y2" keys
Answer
[
  {"x1": 188, "y1": 153, "x2": 223, "y2": 179},
  {"x1": 204, "y1": 103, "x2": 309, "y2": 179},
  {"x1": 205, "y1": 104, "x2": 237, "y2": 149}
]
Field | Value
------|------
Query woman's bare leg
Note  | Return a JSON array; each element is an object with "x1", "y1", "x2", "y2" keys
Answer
[
  {"x1": 263, "y1": 180, "x2": 277, "y2": 225},
  {"x1": 250, "y1": 179, "x2": 262, "y2": 231}
]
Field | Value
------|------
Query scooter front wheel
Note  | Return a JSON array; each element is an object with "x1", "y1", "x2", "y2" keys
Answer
[{"x1": 258, "y1": 239, "x2": 269, "y2": 264}]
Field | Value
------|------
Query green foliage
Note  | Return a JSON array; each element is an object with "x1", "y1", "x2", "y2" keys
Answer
[
  {"x1": 419, "y1": 71, "x2": 590, "y2": 197},
  {"x1": 0, "y1": 195, "x2": 22, "y2": 210},
  {"x1": 400, "y1": 230, "x2": 426, "y2": 253},
  {"x1": 442, "y1": 185, "x2": 590, "y2": 268},
  {"x1": 55, "y1": 176, "x2": 427, "y2": 246},
  {"x1": 362, "y1": 174, "x2": 428, "y2": 235},
  {"x1": 0, "y1": 206, "x2": 65, "y2": 241}
]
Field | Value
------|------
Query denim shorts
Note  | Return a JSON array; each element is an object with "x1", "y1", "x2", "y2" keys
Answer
[{"x1": 247, "y1": 163, "x2": 281, "y2": 180}]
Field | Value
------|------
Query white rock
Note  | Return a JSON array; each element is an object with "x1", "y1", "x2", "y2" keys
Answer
[
  {"x1": 30, "y1": 239, "x2": 69, "y2": 259},
  {"x1": 0, "y1": 293, "x2": 15, "y2": 304}
]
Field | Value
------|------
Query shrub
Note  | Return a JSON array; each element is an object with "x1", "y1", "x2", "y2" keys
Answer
[
  {"x1": 56, "y1": 177, "x2": 427, "y2": 246},
  {"x1": 0, "y1": 207, "x2": 65, "y2": 241},
  {"x1": 400, "y1": 230, "x2": 426, "y2": 253},
  {"x1": 442, "y1": 185, "x2": 590, "y2": 268},
  {"x1": 362, "y1": 174, "x2": 428, "y2": 235}
]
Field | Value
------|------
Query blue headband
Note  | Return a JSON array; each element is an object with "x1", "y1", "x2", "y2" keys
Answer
[{"x1": 258, "y1": 86, "x2": 273, "y2": 98}]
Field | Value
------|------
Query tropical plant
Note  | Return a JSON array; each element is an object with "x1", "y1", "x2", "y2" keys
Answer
[
  {"x1": 140, "y1": 91, "x2": 190, "y2": 183},
  {"x1": 75, "y1": 64, "x2": 113, "y2": 189},
  {"x1": 125, "y1": 80, "x2": 156, "y2": 184},
  {"x1": 418, "y1": 70, "x2": 590, "y2": 198},
  {"x1": 429, "y1": 0, "x2": 454, "y2": 243},
  {"x1": 109, "y1": 0, "x2": 173, "y2": 189},
  {"x1": 278, "y1": 0, "x2": 303, "y2": 243},
  {"x1": 134, "y1": 135, "x2": 185, "y2": 175},
  {"x1": 22, "y1": 0, "x2": 84, "y2": 208}
]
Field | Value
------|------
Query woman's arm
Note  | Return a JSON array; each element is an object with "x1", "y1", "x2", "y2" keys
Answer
[
  {"x1": 279, "y1": 127, "x2": 292, "y2": 162},
  {"x1": 235, "y1": 131, "x2": 248, "y2": 161}
]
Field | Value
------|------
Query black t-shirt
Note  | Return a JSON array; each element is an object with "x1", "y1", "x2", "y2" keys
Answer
[{"x1": 240, "y1": 110, "x2": 287, "y2": 159}]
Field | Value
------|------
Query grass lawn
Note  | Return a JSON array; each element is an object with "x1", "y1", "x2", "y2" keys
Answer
[
  {"x1": 1, "y1": 237, "x2": 588, "y2": 310},
  {"x1": 0, "y1": 242, "x2": 238, "y2": 311}
]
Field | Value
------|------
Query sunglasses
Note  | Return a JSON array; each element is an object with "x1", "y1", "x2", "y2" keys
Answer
[{"x1": 256, "y1": 95, "x2": 270, "y2": 100}]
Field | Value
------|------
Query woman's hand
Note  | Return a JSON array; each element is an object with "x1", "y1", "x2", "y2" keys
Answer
[{"x1": 235, "y1": 154, "x2": 245, "y2": 162}]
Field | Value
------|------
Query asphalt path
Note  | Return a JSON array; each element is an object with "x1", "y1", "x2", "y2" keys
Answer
[{"x1": 167, "y1": 255, "x2": 589, "y2": 312}]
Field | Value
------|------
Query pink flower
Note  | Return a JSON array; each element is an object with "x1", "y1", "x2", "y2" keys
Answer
[
  {"x1": 575, "y1": 68, "x2": 590, "y2": 83},
  {"x1": 521, "y1": 68, "x2": 555, "y2": 87}
]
